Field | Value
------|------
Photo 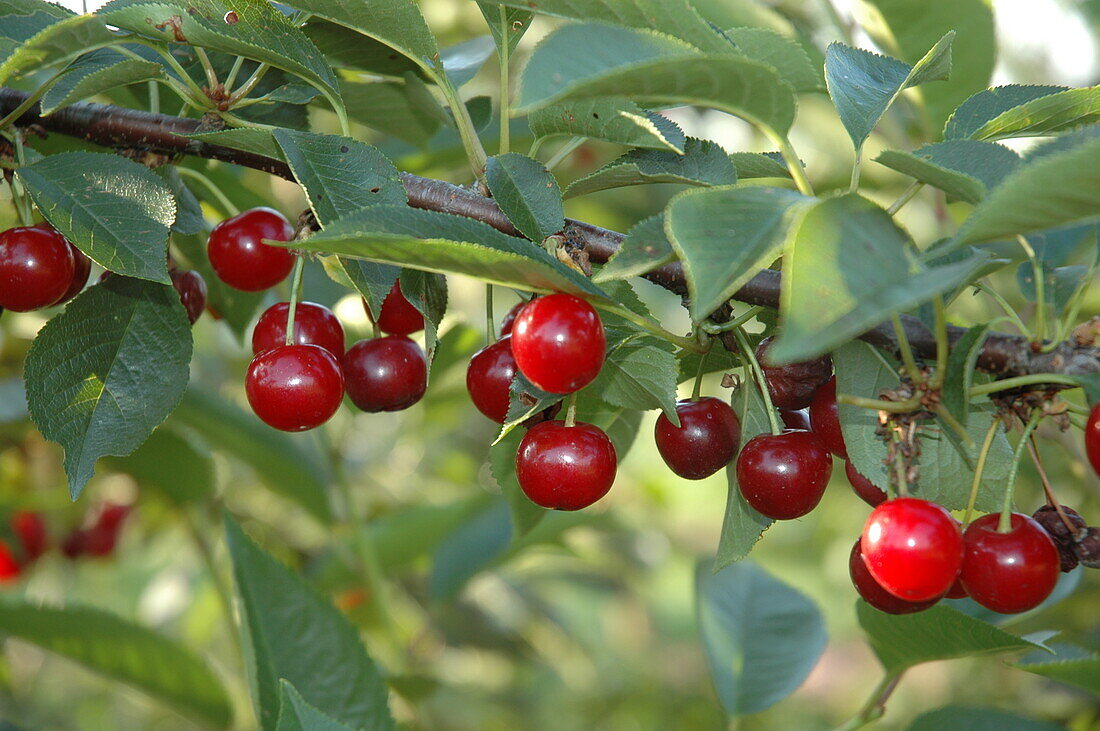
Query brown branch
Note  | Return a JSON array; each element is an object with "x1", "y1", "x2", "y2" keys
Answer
[{"x1": 2, "y1": 87, "x2": 1097, "y2": 379}]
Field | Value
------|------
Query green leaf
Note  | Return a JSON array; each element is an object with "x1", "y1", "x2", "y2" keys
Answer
[
  {"x1": 574, "y1": 396, "x2": 643, "y2": 459},
  {"x1": 941, "y1": 325, "x2": 989, "y2": 427},
  {"x1": 489, "y1": 428, "x2": 545, "y2": 538},
  {"x1": 528, "y1": 98, "x2": 686, "y2": 153},
  {"x1": 774, "y1": 194, "x2": 990, "y2": 363},
  {"x1": 495, "y1": 370, "x2": 562, "y2": 444},
  {"x1": 397, "y1": 268, "x2": 447, "y2": 366},
  {"x1": 429, "y1": 500, "x2": 512, "y2": 602},
  {"x1": 824, "y1": 33, "x2": 953, "y2": 151},
  {"x1": 965, "y1": 86, "x2": 1100, "y2": 141},
  {"x1": 440, "y1": 35, "x2": 495, "y2": 88},
  {"x1": 944, "y1": 85, "x2": 1067, "y2": 140},
  {"x1": 0, "y1": 377, "x2": 28, "y2": 424},
  {"x1": 476, "y1": 1, "x2": 532, "y2": 54},
  {"x1": 665, "y1": 185, "x2": 807, "y2": 322},
  {"x1": 0, "y1": 0, "x2": 73, "y2": 62},
  {"x1": 104, "y1": 426, "x2": 213, "y2": 504},
  {"x1": 17, "y1": 152, "x2": 176, "y2": 284},
  {"x1": 0, "y1": 599, "x2": 231, "y2": 728},
  {"x1": 339, "y1": 80, "x2": 441, "y2": 147},
  {"x1": 592, "y1": 213, "x2": 675, "y2": 283},
  {"x1": 156, "y1": 166, "x2": 205, "y2": 236},
  {"x1": 276, "y1": 681, "x2": 354, "y2": 731},
  {"x1": 858, "y1": 0, "x2": 994, "y2": 131},
  {"x1": 484, "y1": 153, "x2": 565, "y2": 242},
  {"x1": 24, "y1": 276, "x2": 191, "y2": 499},
  {"x1": 303, "y1": 20, "x2": 420, "y2": 78},
  {"x1": 588, "y1": 336, "x2": 679, "y2": 420},
  {"x1": 173, "y1": 387, "x2": 332, "y2": 523},
  {"x1": 1013, "y1": 656, "x2": 1100, "y2": 695},
  {"x1": 909, "y1": 706, "x2": 1065, "y2": 731},
  {"x1": 724, "y1": 26, "x2": 822, "y2": 93},
  {"x1": 919, "y1": 409, "x2": 1010, "y2": 511},
  {"x1": 326, "y1": 257, "x2": 400, "y2": 322},
  {"x1": 874, "y1": 141, "x2": 1020, "y2": 204},
  {"x1": 183, "y1": 128, "x2": 283, "y2": 161},
  {"x1": 857, "y1": 602, "x2": 1044, "y2": 674},
  {"x1": 0, "y1": 13, "x2": 115, "y2": 86},
  {"x1": 696, "y1": 561, "x2": 826, "y2": 717},
  {"x1": 715, "y1": 382, "x2": 773, "y2": 569},
  {"x1": 564, "y1": 138, "x2": 736, "y2": 199},
  {"x1": 40, "y1": 48, "x2": 164, "y2": 114},
  {"x1": 835, "y1": 341, "x2": 898, "y2": 493},
  {"x1": 364, "y1": 497, "x2": 487, "y2": 574},
  {"x1": 273, "y1": 129, "x2": 405, "y2": 227},
  {"x1": 729, "y1": 151, "x2": 790, "y2": 179},
  {"x1": 292, "y1": 205, "x2": 606, "y2": 299},
  {"x1": 516, "y1": 23, "x2": 797, "y2": 136},
  {"x1": 224, "y1": 515, "x2": 394, "y2": 731},
  {"x1": 172, "y1": 231, "x2": 264, "y2": 340}
]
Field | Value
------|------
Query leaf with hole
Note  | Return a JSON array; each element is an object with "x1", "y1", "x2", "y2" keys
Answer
[{"x1": 476, "y1": 1, "x2": 531, "y2": 53}]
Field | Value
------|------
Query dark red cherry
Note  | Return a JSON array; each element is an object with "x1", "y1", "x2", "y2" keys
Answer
[
  {"x1": 511, "y1": 294, "x2": 605, "y2": 394},
  {"x1": 850, "y1": 540, "x2": 940, "y2": 614},
  {"x1": 655, "y1": 397, "x2": 742, "y2": 480},
  {"x1": 809, "y1": 376, "x2": 847, "y2": 459},
  {"x1": 343, "y1": 336, "x2": 427, "y2": 412},
  {"x1": 33, "y1": 223, "x2": 93, "y2": 306},
  {"x1": 252, "y1": 301, "x2": 344, "y2": 357},
  {"x1": 246, "y1": 344, "x2": 344, "y2": 431},
  {"x1": 0, "y1": 541, "x2": 21, "y2": 582},
  {"x1": 375, "y1": 281, "x2": 423, "y2": 336},
  {"x1": 0, "y1": 224, "x2": 75, "y2": 311},
  {"x1": 82, "y1": 503, "x2": 131, "y2": 557},
  {"x1": 10, "y1": 511, "x2": 47, "y2": 562},
  {"x1": 861, "y1": 497, "x2": 963, "y2": 602},
  {"x1": 755, "y1": 336, "x2": 832, "y2": 410},
  {"x1": 515, "y1": 420, "x2": 617, "y2": 510},
  {"x1": 1086, "y1": 403, "x2": 1100, "y2": 479},
  {"x1": 466, "y1": 335, "x2": 517, "y2": 424},
  {"x1": 945, "y1": 576, "x2": 968, "y2": 599},
  {"x1": 207, "y1": 207, "x2": 295, "y2": 291},
  {"x1": 499, "y1": 298, "x2": 530, "y2": 336},
  {"x1": 170, "y1": 269, "x2": 207, "y2": 325},
  {"x1": 779, "y1": 408, "x2": 811, "y2": 431},
  {"x1": 960, "y1": 513, "x2": 1060, "y2": 614},
  {"x1": 736, "y1": 430, "x2": 832, "y2": 519},
  {"x1": 1032, "y1": 505, "x2": 1087, "y2": 572},
  {"x1": 845, "y1": 461, "x2": 887, "y2": 507}
]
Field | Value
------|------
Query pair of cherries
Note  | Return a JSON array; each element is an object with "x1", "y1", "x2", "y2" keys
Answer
[
  {"x1": 245, "y1": 281, "x2": 428, "y2": 432},
  {"x1": 0, "y1": 222, "x2": 90, "y2": 311}
]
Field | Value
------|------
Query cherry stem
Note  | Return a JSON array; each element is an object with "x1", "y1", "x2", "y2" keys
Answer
[
  {"x1": 223, "y1": 56, "x2": 246, "y2": 94},
  {"x1": 963, "y1": 414, "x2": 1002, "y2": 528},
  {"x1": 692, "y1": 340, "x2": 714, "y2": 401},
  {"x1": 597, "y1": 302, "x2": 705, "y2": 353},
  {"x1": 732, "y1": 327, "x2": 783, "y2": 435},
  {"x1": 891, "y1": 314, "x2": 924, "y2": 387},
  {"x1": 1017, "y1": 235, "x2": 1047, "y2": 346},
  {"x1": 837, "y1": 393, "x2": 920, "y2": 413},
  {"x1": 837, "y1": 671, "x2": 903, "y2": 730},
  {"x1": 496, "y1": 5, "x2": 511, "y2": 155},
  {"x1": 544, "y1": 136, "x2": 584, "y2": 171},
  {"x1": 1027, "y1": 436, "x2": 1081, "y2": 536},
  {"x1": 175, "y1": 166, "x2": 240, "y2": 217},
  {"x1": 969, "y1": 373, "x2": 1081, "y2": 397},
  {"x1": 999, "y1": 411, "x2": 1043, "y2": 533},
  {"x1": 699, "y1": 305, "x2": 764, "y2": 334},
  {"x1": 973, "y1": 282, "x2": 1033, "y2": 340},
  {"x1": 934, "y1": 404, "x2": 974, "y2": 449},
  {"x1": 890, "y1": 427, "x2": 909, "y2": 498},
  {"x1": 564, "y1": 393, "x2": 577, "y2": 428},
  {"x1": 886, "y1": 180, "x2": 923, "y2": 216},
  {"x1": 485, "y1": 284, "x2": 496, "y2": 343},
  {"x1": 283, "y1": 255, "x2": 306, "y2": 347},
  {"x1": 182, "y1": 507, "x2": 243, "y2": 660},
  {"x1": 930, "y1": 297, "x2": 949, "y2": 389}
]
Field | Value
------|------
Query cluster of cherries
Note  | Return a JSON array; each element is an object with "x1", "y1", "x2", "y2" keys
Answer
[{"x1": 0, "y1": 503, "x2": 131, "y2": 584}]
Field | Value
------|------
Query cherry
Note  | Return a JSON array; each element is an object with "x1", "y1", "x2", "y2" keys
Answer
[
  {"x1": 246, "y1": 344, "x2": 344, "y2": 431},
  {"x1": 845, "y1": 461, "x2": 887, "y2": 507},
  {"x1": 343, "y1": 336, "x2": 427, "y2": 412},
  {"x1": 0, "y1": 541, "x2": 21, "y2": 583},
  {"x1": 960, "y1": 512, "x2": 1060, "y2": 614},
  {"x1": 207, "y1": 207, "x2": 295, "y2": 291},
  {"x1": 11, "y1": 511, "x2": 47, "y2": 562},
  {"x1": 849, "y1": 540, "x2": 940, "y2": 614},
  {"x1": 736, "y1": 430, "x2": 832, "y2": 519},
  {"x1": 499, "y1": 298, "x2": 530, "y2": 337},
  {"x1": 861, "y1": 497, "x2": 963, "y2": 602},
  {"x1": 515, "y1": 420, "x2": 617, "y2": 510},
  {"x1": 170, "y1": 269, "x2": 207, "y2": 325},
  {"x1": 1032, "y1": 505, "x2": 1087, "y2": 572},
  {"x1": 779, "y1": 408, "x2": 811, "y2": 431},
  {"x1": 809, "y1": 376, "x2": 847, "y2": 459},
  {"x1": 0, "y1": 223, "x2": 75, "y2": 311},
  {"x1": 945, "y1": 576, "x2": 968, "y2": 599},
  {"x1": 511, "y1": 294, "x2": 605, "y2": 394},
  {"x1": 374, "y1": 281, "x2": 424, "y2": 336},
  {"x1": 1086, "y1": 403, "x2": 1100, "y2": 479},
  {"x1": 252, "y1": 301, "x2": 345, "y2": 357},
  {"x1": 755, "y1": 336, "x2": 833, "y2": 410},
  {"x1": 655, "y1": 397, "x2": 742, "y2": 480},
  {"x1": 82, "y1": 503, "x2": 131, "y2": 557},
  {"x1": 34, "y1": 223, "x2": 93, "y2": 306},
  {"x1": 466, "y1": 335, "x2": 517, "y2": 424}
]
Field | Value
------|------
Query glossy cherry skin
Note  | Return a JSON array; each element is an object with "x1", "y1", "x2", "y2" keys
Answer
[
  {"x1": 779, "y1": 408, "x2": 811, "y2": 431},
  {"x1": 466, "y1": 335, "x2": 517, "y2": 423},
  {"x1": 1086, "y1": 403, "x2": 1100, "y2": 479},
  {"x1": 170, "y1": 269, "x2": 207, "y2": 325},
  {"x1": 35, "y1": 223, "x2": 93, "y2": 306},
  {"x1": 246, "y1": 344, "x2": 345, "y2": 431},
  {"x1": 11, "y1": 511, "x2": 47, "y2": 562},
  {"x1": 511, "y1": 294, "x2": 605, "y2": 394},
  {"x1": 809, "y1": 376, "x2": 847, "y2": 459},
  {"x1": 736, "y1": 430, "x2": 832, "y2": 519},
  {"x1": 83, "y1": 503, "x2": 131, "y2": 557},
  {"x1": 374, "y1": 281, "x2": 424, "y2": 336},
  {"x1": 0, "y1": 541, "x2": 21, "y2": 582},
  {"x1": 252, "y1": 301, "x2": 344, "y2": 357},
  {"x1": 343, "y1": 336, "x2": 427, "y2": 412},
  {"x1": 499, "y1": 298, "x2": 530, "y2": 337},
  {"x1": 850, "y1": 540, "x2": 940, "y2": 614},
  {"x1": 755, "y1": 336, "x2": 833, "y2": 410},
  {"x1": 515, "y1": 420, "x2": 617, "y2": 510},
  {"x1": 655, "y1": 398, "x2": 742, "y2": 480},
  {"x1": 945, "y1": 576, "x2": 968, "y2": 599},
  {"x1": 861, "y1": 497, "x2": 964, "y2": 602},
  {"x1": 845, "y1": 461, "x2": 887, "y2": 507},
  {"x1": 960, "y1": 513, "x2": 1060, "y2": 614},
  {"x1": 207, "y1": 207, "x2": 295, "y2": 291},
  {"x1": 0, "y1": 224, "x2": 75, "y2": 311}
]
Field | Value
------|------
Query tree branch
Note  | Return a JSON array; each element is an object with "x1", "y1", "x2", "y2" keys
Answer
[{"x1": 2, "y1": 87, "x2": 1097, "y2": 380}]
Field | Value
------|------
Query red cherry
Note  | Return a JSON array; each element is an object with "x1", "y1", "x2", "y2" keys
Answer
[
  {"x1": 466, "y1": 335, "x2": 517, "y2": 423},
  {"x1": 511, "y1": 294, "x2": 605, "y2": 394},
  {"x1": 83, "y1": 503, "x2": 131, "y2": 557},
  {"x1": 861, "y1": 497, "x2": 963, "y2": 602},
  {"x1": 809, "y1": 376, "x2": 847, "y2": 459},
  {"x1": 736, "y1": 430, "x2": 832, "y2": 519},
  {"x1": 1086, "y1": 403, "x2": 1100, "y2": 479},
  {"x1": 945, "y1": 576, "x2": 968, "y2": 599},
  {"x1": 343, "y1": 336, "x2": 427, "y2": 412},
  {"x1": 374, "y1": 281, "x2": 424, "y2": 336},
  {"x1": 499, "y1": 298, "x2": 530, "y2": 336},
  {"x1": 0, "y1": 224, "x2": 75, "y2": 311},
  {"x1": 246, "y1": 344, "x2": 345, "y2": 431},
  {"x1": 755, "y1": 336, "x2": 833, "y2": 410},
  {"x1": 655, "y1": 397, "x2": 742, "y2": 480},
  {"x1": 849, "y1": 540, "x2": 940, "y2": 614},
  {"x1": 207, "y1": 207, "x2": 295, "y2": 291},
  {"x1": 779, "y1": 408, "x2": 811, "y2": 431},
  {"x1": 845, "y1": 461, "x2": 887, "y2": 507},
  {"x1": 252, "y1": 301, "x2": 345, "y2": 357},
  {"x1": 170, "y1": 269, "x2": 207, "y2": 325},
  {"x1": 960, "y1": 513, "x2": 1060, "y2": 614},
  {"x1": 0, "y1": 541, "x2": 21, "y2": 583},
  {"x1": 515, "y1": 420, "x2": 617, "y2": 510},
  {"x1": 34, "y1": 223, "x2": 93, "y2": 306},
  {"x1": 11, "y1": 511, "x2": 47, "y2": 562}
]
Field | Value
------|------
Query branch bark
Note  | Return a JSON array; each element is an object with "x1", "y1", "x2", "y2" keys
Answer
[{"x1": 2, "y1": 87, "x2": 1097, "y2": 380}]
